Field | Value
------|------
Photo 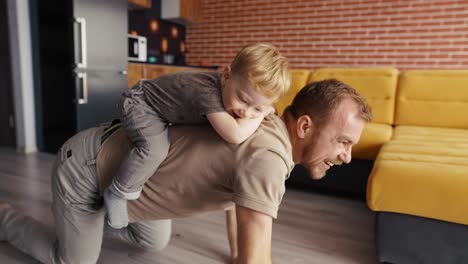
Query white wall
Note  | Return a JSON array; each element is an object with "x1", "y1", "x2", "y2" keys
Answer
[{"x1": 7, "y1": 0, "x2": 37, "y2": 153}]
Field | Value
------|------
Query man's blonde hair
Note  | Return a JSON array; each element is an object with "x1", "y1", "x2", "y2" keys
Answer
[{"x1": 230, "y1": 43, "x2": 290, "y2": 102}]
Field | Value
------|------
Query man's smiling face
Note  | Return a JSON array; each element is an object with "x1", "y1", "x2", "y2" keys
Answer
[{"x1": 299, "y1": 98, "x2": 365, "y2": 180}]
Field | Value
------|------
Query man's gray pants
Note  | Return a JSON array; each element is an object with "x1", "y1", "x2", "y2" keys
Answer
[{"x1": 0, "y1": 126, "x2": 172, "y2": 264}]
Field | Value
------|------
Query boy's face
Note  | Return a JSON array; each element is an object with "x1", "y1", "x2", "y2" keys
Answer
[{"x1": 222, "y1": 70, "x2": 273, "y2": 119}]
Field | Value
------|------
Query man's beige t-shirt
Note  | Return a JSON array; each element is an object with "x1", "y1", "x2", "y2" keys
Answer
[{"x1": 96, "y1": 115, "x2": 294, "y2": 221}]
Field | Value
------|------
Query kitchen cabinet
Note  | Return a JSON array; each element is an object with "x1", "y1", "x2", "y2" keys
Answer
[
  {"x1": 128, "y1": 0, "x2": 151, "y2": 9},
  {"x1": 128, "y1": 63, "x2": 145, "y2": 87},
  {"x1": 161, "y1": 0, "x2": 203, "y2": 24},
  {"x1": 128, "y1": 63, "x2": 216, "y2": 88}
]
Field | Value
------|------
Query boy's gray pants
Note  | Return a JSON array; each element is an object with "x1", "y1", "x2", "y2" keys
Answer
[
  {"x1": 114, "y1": 83, "x2": 170, "y2": 198},
  {"x1": 0, "y1": 126, "x2": 171, "y2": 264}
]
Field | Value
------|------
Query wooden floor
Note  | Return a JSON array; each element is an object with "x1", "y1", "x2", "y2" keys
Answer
[{"x1": 0, "y1": 147, "x2": 379, "y2": 264}]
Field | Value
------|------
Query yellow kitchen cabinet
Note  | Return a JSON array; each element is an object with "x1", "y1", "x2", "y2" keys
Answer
[
  {"x1": 128, "y1": 63, "x2": 145, "y2": 87},
  {"x1": 128, "y1": 0, "x2": 151, "y2": 9},
  {"x1": 128, "y1": 63, "x2": 216, "y2": 88}
]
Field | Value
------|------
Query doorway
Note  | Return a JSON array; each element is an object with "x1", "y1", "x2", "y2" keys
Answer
[{"x1": 0, "y1": 0, "x2": 16, "y2": 147}]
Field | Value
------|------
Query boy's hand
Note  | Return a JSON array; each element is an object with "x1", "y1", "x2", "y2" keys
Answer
[{"x1": 263, "y1": 106, "x2": 275, "y2": 117}]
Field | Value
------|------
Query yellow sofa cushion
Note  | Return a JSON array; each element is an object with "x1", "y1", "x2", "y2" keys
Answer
[
  {"x1": 308, "y1": 67, "x2": 399, "y2": 125},
  {"x1": 275, "y1": 69, "x2": 311, "y2": 115},
  {"x1": 395, "y1": 70, "x2": 468, "y2": 129},
  {"x1": 352, "y1": 123, "x2": 392, "y2": 160},
  {"x1": 367, "y1": 126, "x2": 468, "y2": 225}
]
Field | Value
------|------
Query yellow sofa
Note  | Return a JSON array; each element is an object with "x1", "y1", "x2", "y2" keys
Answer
[
  {"x1": 367, "y1": 70, "x2": 468, "y2": 224},
  {"x1": 278, "y1": 68, "x2": 468, "y2": 263},
  {"x1": 366, "y1": 70, "x2": 468, "y2": 263}
]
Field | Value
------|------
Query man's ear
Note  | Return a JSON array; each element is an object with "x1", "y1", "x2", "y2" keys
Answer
[{"x1": 296, "y1": 115, "x2": 313, "y2": 139}]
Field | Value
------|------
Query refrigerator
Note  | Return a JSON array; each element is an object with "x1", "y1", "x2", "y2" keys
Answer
[{"x1": 33, "y1": 0, "x2": 128, "y2": 152}]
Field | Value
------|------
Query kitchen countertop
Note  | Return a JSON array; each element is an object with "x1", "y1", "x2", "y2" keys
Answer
[{"x1": 129, "y1": 61, "x2": 219, "y2": 70}]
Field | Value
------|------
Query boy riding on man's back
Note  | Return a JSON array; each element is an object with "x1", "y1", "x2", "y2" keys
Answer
[{"x1": 104, "y1": 43, "x2": 291, "y2": 228}]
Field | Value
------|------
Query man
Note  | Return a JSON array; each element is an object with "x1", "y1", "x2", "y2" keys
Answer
[{"x1": 0, "y1": 79, "x2": 371, "y2": 264}]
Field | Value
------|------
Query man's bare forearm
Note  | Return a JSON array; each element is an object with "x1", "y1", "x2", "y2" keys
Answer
[
  {"x1": 235, "y1": 205, "x2": 272, "y2": 264},
  {"x1": 226, "y1": 207, "x2": 238, "y2": 263}
]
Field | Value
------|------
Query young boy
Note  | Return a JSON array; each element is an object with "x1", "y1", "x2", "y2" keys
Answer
[{"x1": 104, "y1": 43, "x2": 291, "y2": 228}]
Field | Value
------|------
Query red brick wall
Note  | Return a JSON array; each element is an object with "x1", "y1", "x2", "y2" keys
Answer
[{"x1": 186, "y1": 0, "x2": 468, "y2": 69}]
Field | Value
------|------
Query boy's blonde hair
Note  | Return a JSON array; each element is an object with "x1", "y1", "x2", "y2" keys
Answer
[{"x1": 230, "y1": 43, "x2": 290, "y2": 102}]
